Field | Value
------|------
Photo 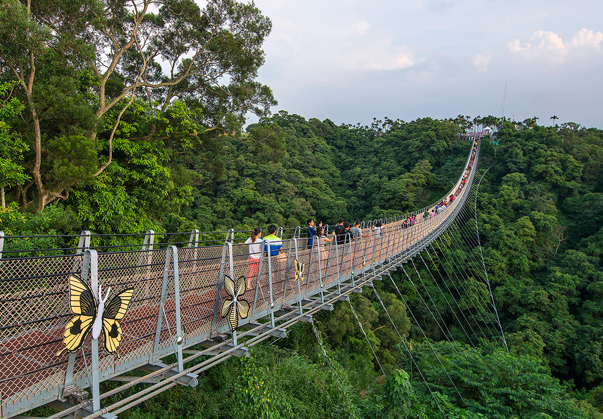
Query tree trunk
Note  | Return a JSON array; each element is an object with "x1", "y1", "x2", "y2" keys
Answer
[
  {"x1": 21, "y1": 49, "x2": 48, "y2": 212},
  {"x1": 1, "y1": 186, "x2": 5, "y2": 208}
]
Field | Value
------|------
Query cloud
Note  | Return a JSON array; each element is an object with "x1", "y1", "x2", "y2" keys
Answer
[
  {"x1": 344, "y1": 40, "x2": 415, "y2": 71},
  {"x1": 472, "y1": 54, "x2": 491, "y2": 72},
  {"x1": 570, "y1": 27, "x2": 603, "y2": 49},
  {"x1": 508, "y1": 28, "x2": 603, "y2": 62},
  {"x1": 353, "y1": 20, "x2": 371, "y2": 35}
]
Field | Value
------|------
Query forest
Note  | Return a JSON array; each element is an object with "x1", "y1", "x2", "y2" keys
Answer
[{"x1": 3, "y1": 0, "x2": 603, "y2": 417}]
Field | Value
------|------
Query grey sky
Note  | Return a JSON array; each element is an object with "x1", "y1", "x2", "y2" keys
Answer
[{"x1": 251, "y1": 0, "x2": 603, "y2": 128}]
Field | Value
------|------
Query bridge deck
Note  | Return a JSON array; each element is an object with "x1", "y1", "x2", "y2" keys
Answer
[{"x1": 0, "y1": 139, "x2": 481, "y2": 418}]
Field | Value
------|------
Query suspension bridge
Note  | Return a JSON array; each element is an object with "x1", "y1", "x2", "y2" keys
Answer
[{"x1": 0, "y1": 136, "x2": 504, "y2": 418}]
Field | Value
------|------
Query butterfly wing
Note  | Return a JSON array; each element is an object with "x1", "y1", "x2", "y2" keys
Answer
[
  {"x1": 59, "y1": 274, "x2": 97, "y2": 354},
  {"x1": 221, "y1": 298, "x2": 234, "y2": 318},
  {"x1": 223, "y1": 275, "x2": 235, "y2": 298},
  {"x1": 103, "y1": 287, "x2": 134, "y2": 321},
  {"x1": 101, "y1": 287, "x2": 134, "y2": 355},
  {"x1": 61, "y1": 315, "x2": 94, "y2": 353},
  {"x1": 237, "y1": 299, "x2": 250, "y2": 319},
  {"x1": 228, "y1": 302, "x2": 239, "y2": 331},
  {"x1": 235, "y1": 276, "x2": 246, "y2": 297},
  {"x1": 300, "y1": 263, "x2": 305, "y2": 283},
  {"x1": 69, "y1": 274, "x2": 96, "y2": 316},
  {"x1": 102, "y1": 318, "x2": 123, "y2": 355},
  {"x1": 294, "y1": 259, "x2": 300, "y2": 281}
]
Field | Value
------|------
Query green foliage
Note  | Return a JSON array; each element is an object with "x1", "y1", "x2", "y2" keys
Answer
[
  {"x1": 0, "y1": 81, "x2": 29, "y2": 204},
  {"x1": 405, "y1": 340, "x2": 603, "y2": 418}
]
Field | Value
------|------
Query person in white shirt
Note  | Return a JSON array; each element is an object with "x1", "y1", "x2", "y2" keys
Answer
[{"x1": 244, "y1": 227, "x2": 262, "y2": 290}]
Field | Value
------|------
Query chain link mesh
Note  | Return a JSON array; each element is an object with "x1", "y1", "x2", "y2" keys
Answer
[{"x1": 0, "y1": 140, "x2": 480, "y2": 416}]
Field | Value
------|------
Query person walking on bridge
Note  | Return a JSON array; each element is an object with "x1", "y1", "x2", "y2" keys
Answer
[
  {"x1": 350, "y1": 221, "x2": 363, "y2": 240},
  {"x1": 244, "y1": 227, "x2": 262, "y2": 290},
  {"x1": 333, "y1": 219, "x2": 345, "y2": 244},
  {"x1": 307, "y1": 218, "x2": 321, "y2": 249},
  {"x1": 263, "y1": 225, "x2": 285, "y2": 276},
  {"x1": 263, "y1": 225, "x2": 283, "y2": 256},
  {"x1": 316, "y1": 226, "x2": 331, "y2": 276}
]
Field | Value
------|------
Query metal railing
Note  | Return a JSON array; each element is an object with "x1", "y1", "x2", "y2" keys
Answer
[{"x1": 0, "y1": 139, "x2": 482, "y2": 418}]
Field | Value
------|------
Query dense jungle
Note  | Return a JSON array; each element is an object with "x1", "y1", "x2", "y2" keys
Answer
[{"x1": 2, "y1": 0, "x2": 603, "y2": 417}]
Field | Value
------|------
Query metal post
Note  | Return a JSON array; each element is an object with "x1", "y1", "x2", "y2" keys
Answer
[
  {"x1": 252, "y1": 249, "x2": 265, "y2": 318},
  {"x1": 226, "y1": 240, "x2": 237, "y2": 346},
  {"x1": 171, "y1": 246, "x2": 184, "y2": 371},
  {"x1": 312, "y1": 236, "x2": 324, "y2": 303},
  {"x1": 153, "y1": 246, "x2": 183, "y2": 370},
  {"x1": 350, "y1": 235, "x2": 356, "y2": 287},
  {"x1": 282, "y1": 238, "x2": 294, "y2": 306},
  {"x1": 86, "y1": 249, "x2": 101, "y2": 413},
  {"x1": 210, "y1": 238, "x2": 229, "y2": 333},
  {"x1": 320, "y1": 241, "x2": 327, "y2": 303},
  {"x1": 188, "y1": 229, "x2": 199, "y2": 248},
  {"x1": 153, "y1": 249, "x2": 172, "y2": 358},
  {"x1": 266, "y1": 239, "x2": 275, "y2": 327},
  {"x1": 334, "y1": 237, "x2": 341, "y2": 294},
  {"x1": 293, "y1": 237, "x2": 303, "y2": 312},
  {"x1": 140, "y1": 230, "x2": 154, "y2": 299},
  {"x1": 64, "y1": 232, "x2": 92, "y2": 395},
  {"x1": 77, "y1": 231, "x2": 91, "y2": 254},
  {"x1": 0, "y1": 231, "x2": 4, "y2": 260}
]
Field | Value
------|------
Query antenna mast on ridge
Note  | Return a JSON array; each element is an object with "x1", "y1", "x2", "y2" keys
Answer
[{"x1": 502, "y1": 79, "x2": 507, "y2": 122}]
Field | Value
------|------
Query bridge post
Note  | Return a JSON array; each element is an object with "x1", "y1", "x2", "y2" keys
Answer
[
  {"x1": 172, "y1": 246, "x2": 184, "y2": 371},
  {"x1": 188, "y1": 229, "x2": 199, "y2": 248},
  {"x1": 61, "y1": 231, "x2": 92, "y2": 402},
  {"x1": 267, "y1": 240, "x2": 275, "y2": 328},
  {"x1": 387, "y1": 224, "x2": 395, "y2": 261},
  {"x1": 225, "y1": 239, "x2": 239, "y2": 346},
  {"x1": 281, "y1": 236, "x2": 295, "y2": 313},
  {"x1": 211, "y1": 233, "x2": 231, "y2": 332},
  {"x1": 315, "y1": 238, "x2": 325, "y2": 304},
  {"x1": 0, "y1": 231, "x2": 4, "y2": 260},
  {"x1": 334, "y1": 237, "x2": 341, "y2": 294},
  {"x1": 293, "y1": 237, "x2": 303, "y2": 313},
  {"x1": 378, "y1": 224, "x2": 384, "y2": 265},
  {"x1": 153, "y1": 246, "x2": 184, "y2": 370},
  {"x1": 252, "y1": 246, "x2": 265, "y2": 318},
  {"x1": 188, "y1": 229, "x2": 200, "y2": 287},
  {"x1": 350, "y1": 235, "x2": 357, "y2": 287},
  {"x1": 76, "y1": 230, "x2": 91, "y2": 253},
  {"x1": 139, "y1": 230, "x2": 154, "y2": 299},
  {"x1": 86, "y1": 249, "x2": 102, "y2": 413}
]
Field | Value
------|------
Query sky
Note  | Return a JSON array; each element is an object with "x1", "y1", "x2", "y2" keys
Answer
[{"x1": 249, "y1": 0, "x2": 603, "y2": 128}]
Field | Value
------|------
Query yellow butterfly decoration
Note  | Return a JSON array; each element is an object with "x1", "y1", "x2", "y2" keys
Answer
[
  {"x1": 57, "y1": 274, "x2": 134, "y2": 358},
  {"x1": 294, "y1": 259, "x2": 305, "y2": 284},
  {"x1": 220, "y1": 275, "x2": 250, "y2": 332}
]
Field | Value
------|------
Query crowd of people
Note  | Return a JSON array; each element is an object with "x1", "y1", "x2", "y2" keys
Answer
[{"x1": 242, "y1": 140, "x2": 479, "y2": 291}]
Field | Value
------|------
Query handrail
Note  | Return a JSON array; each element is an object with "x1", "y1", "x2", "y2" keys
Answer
[{"x1": 0, "y1": 137, "x2": 483, "y2": 419}]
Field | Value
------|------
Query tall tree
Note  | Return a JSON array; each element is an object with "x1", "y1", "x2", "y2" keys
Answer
[{"x1": 0, "y1": 0, "x2": 276, "y2": 211}]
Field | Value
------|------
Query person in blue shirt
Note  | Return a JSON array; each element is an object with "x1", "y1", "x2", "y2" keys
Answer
[
  {"x1": 263, "y1": 225, "x2": 283, "y2": 256},
  {"x1": 307, "y1": 218, "x2": 322, "y2": 249}
]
